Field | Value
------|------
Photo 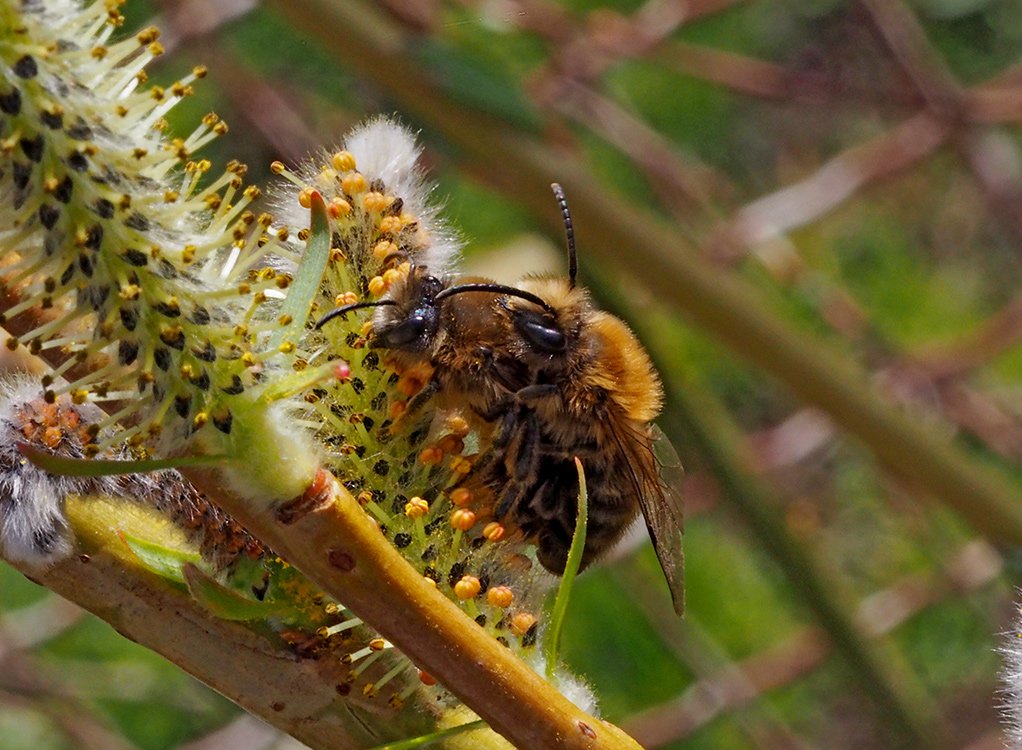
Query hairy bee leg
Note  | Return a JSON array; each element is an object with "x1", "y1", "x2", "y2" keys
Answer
[
  {"x1": 514, "y1": 384, "x2": 560, "y2": 403},
  {"x1": 490, "y1": 405, "x2": 519, "y2": 450},
  {"x1": 512, "y1": 410, "x2": 542, "y2": 484},
  {"x1": 404, "y1": 374, "x2": 442, "y2": 416},
  {"x1": 494, "y1": 478, "x2": 529, "y2": 520}
]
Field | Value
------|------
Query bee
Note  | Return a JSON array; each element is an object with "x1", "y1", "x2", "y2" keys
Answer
[{"x1": 317, "y1": 185, "x2": 684, "y2": 615}]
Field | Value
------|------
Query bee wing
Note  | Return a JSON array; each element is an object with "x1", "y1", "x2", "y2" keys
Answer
[{"x1": 627, "y1": 423, "x2": 685, "y2": 616}]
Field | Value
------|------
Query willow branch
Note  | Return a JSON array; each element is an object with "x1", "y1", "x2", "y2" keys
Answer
[
  {"x1": 182, "y1": 467, "x2": 643, "y2": 750},
  {"x1": 1, "y1": 498, "x2": 389, "y2": 750}
]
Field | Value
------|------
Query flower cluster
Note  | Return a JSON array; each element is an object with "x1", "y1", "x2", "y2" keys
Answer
[
  {"x1": 0, "y1": 0, "x2": 592, "y2": 737},
  {"x1": 273, "y1": 120, "x2": 556, "y2": 653}
]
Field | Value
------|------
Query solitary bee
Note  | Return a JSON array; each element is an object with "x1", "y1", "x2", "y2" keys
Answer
[{"x1": 317, "y1": 185, "x2": 684, "y2": 614}]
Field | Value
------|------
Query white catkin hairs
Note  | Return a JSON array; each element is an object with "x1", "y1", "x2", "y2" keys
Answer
[
  {"x1": 0, "y1": 377, "x2": 93, "y2": 566},
  {"x1": 0, "y1": 376, "x2": 262, "y2": 569},
  {"x1": 271, "y1": 117, "x2": 461, "y2": 278},
  {"x1": 1002, "y1": 600, "x2": 1022, "y2": 748}
]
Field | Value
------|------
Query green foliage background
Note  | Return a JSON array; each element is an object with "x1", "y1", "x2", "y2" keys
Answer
[{"x1": 3, "y1": 0, "x2": 1022, "y2": 748}]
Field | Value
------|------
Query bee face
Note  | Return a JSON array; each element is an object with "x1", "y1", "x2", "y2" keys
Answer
[{"x1": 371, "y1": 271, "x2": 445, "y2": 352}]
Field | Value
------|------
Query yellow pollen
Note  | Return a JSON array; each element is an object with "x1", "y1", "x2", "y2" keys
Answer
[
  {"x1": 373, "y1": 240, "x2": 398, "y2": 261},
  {"x1": 328, "y1": 198, "x2": 351, "y2": 218},
  {"x1": 486, "y1": 586, "x2": 514, "y2": 609},
  {"x1": 437, "y1": 435, "x2": 464, "y2": 455},
  {"x1": 404, "y1": 497, "x2": 429, "y2": 518},
  {"x1": 332, "y1": 151, "x2": 356, "y2": 171},
  {"x1": 340, "y1": 173, "x2": 366, "y2": 194},
  {"x1": 369, "y1": 638, "x2": 387, "y2": 651},
  {"x1": 378, "y1": 216, "x2": 402, "y2": 234},
  {"x1": 418, "y1": 447, "x2": 443, "y2": 466},
  {"x1": 449, "y1": 456, "x2": 473, "y2": 475},
  {"x1": 334, "y1": 291, "x2": 359, "y2": 307},
  {"x1": 482, "y1": 522, "x2": 506, "y2": 542},
  {"x1": 362, "y1": 191, "x2": 389, "y2": 212},
  {"x1": 450, "y1": 509, "x2": 476, "y2": 531},
  {"x1": 449, "y1": 488, "x2": 473, "y2": 507},
  {"x1": 445, "y1": 415, "x2": 470, "y2": 438},
  {"x1": 193, "y1": 412, "x2": 208, "y2": 428},
  {"x1": 367, "y1": 276, "x2": 386, "y2": 296},
  {"x1": 270, "y1": 161, "x2": 285, "y2": 174},
  {"x1": 298, "y1": 188, "x2": 315, "y2": 209},
  {"x1": 382, "y1": 268, "x2": 402, "y2": 286},
  {"x1": 510, "y1": 612, "x2": 537, "y2": 637},
  {"x1": 454, "y1": 576, "x2": 481, "y2": 600}
]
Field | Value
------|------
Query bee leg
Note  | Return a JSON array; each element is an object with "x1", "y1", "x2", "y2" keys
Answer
[
  {"x1": 471, "y1": 396, "x2": 512, "y2": 424},
  {"x1": 491, "y1": 405, "x2": 519, "y2": 449},
  {"x1": 494, "y1": 478, "x2": 529, "y2": 520},
  {"x1": 404, "y1": 375, "x2": 441, "y2": 416},
  {"x1": 513, "y1": 383, "x2": 560, "y2": 404},
  {"x1": 512, "y1": 409, "x2": 542, "y2": 483}
]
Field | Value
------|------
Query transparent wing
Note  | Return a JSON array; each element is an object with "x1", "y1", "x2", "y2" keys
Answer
[{"x1": 618, "y1": 422, "x2": 685, "y2": 616}]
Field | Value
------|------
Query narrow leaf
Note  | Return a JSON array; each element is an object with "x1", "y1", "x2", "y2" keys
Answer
[
  {"x1": 18, "y1": 443, "x2": 226, "y2": 477},
  {"x1": 366, "y1": 720, "x2": 488, "y2": 750},
  {"x1": 269, "y1": 191, "x2": 331, "y2": 351},
  {"x1": 183, "y1": 563, "x2": 284, "y2": 621},
  {"x1": 120, "y1": 532, "x2": 202, "y2": 583},
  {"x1": 545, "y1": 456, "x2": 588, "y2": 678}
]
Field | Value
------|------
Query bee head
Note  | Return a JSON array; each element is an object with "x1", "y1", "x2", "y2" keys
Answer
[
  {"x1": 315, "y1": 268, "x2": 445, "y2": 353},
  {"x1": 372, "y1": 271, "x2": 445, "y2": 352}
]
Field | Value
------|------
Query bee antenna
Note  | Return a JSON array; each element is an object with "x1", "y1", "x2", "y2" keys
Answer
[
  {"x1": 550, "y1": 183, "x2": 577, "y2": 289},
  {"x1": 315, "y1": 299, "x2": 398, "y2": 329},
  {"x1": 435, "y1": 283, "x2": 557, "y2": 316}
]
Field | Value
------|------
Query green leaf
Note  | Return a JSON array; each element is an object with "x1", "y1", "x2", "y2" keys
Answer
[
  {"x1": 270, "y1": 191, "x2": 331, "y2": 351},
  {"x1": 120, "y1": 532, "x2": 202, "y2": 583},
  {"x1": 365, "y1": 720, "x2": 487, "y2": 750},
  {"x1": 18, "y1": 443, "x2": 225, "y2": 477},
  {"x1": 544, "y1": 457, "x2": 588, "y2": 679},
  {"x1": 183, "y1": 563, "x2": 284, "y2": 621}
]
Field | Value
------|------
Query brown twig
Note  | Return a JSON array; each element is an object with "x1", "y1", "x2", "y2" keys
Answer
[{"x1": 182, "y1": 467, "x2": 644, "y2": 750}]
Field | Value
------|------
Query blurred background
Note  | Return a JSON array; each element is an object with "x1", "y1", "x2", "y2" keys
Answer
[{"x1": 3, "y1": 0, "x2": 1022, "y2": 747}]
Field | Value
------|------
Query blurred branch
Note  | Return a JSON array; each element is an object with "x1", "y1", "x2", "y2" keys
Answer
[
  {"x1": 0, "y1": 642, "x2": 139, "y2": 750},
  {"x1": 2, "y1": 527, "x2": 382, "y2": 750},
  {"x1": 656, "y1": 380, "x2": 943, "y2": 747},
  {"x1": 623, "y1": 626, "x2": 827, "y2": 749},
  {"x1": 600, "y1": 535, "x2": 999, "y2": 749},
  {"x1": 268, "y1": 0, "x2": 1022, "y2": 552}
]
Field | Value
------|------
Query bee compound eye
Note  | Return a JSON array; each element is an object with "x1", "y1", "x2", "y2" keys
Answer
[
  {"x1": 519, "y1": 318, "x2": 566, "y2": 353},
  {"x1": 380, "y1": 313, "x2": 429, "y2": 348}
]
